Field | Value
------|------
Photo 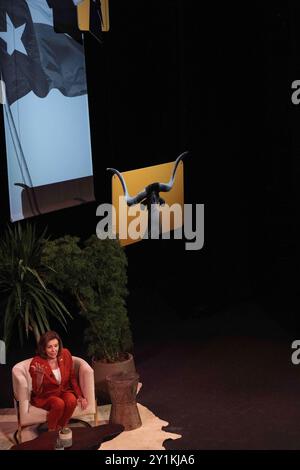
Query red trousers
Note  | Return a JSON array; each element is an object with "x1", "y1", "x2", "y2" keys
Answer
[{"x1": 40, "y1": 392, "x2": 77, "y2": 430}]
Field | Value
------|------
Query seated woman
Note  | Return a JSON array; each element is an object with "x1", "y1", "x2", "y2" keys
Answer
[{"x1": 29, "y1": 330, "x2": 88, "y2": 431}]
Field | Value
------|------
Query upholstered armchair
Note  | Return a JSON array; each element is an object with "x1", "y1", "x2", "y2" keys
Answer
[{"x1": 12, "y1": 356, "x2": 97, "y2": 443}]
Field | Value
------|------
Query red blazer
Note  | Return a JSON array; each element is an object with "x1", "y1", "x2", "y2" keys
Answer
[{"x1": 29, "y1": 348, "x2": 83, "y2": 406}]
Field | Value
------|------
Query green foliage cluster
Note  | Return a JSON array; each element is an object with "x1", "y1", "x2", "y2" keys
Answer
[
  {"x1": 0, "y1": 224, "x2": 71, "y2": 348},
  {"x1": 42, "y1": 235, "x2": 133, "y2": 362}
]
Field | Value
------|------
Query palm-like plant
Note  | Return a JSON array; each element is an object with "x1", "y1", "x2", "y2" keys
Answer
[{"x1": 0, "y1": 223, "x2": 72, "y2": 348}]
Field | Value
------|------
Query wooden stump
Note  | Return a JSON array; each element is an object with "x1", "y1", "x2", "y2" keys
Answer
[{"x1": 106, "y1": 372, "x2": 142, "y2": 431}]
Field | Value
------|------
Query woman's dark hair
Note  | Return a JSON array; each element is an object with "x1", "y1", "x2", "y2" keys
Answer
[{"x1": 37, "y1": 331, "x2": 63, "y2": 359}]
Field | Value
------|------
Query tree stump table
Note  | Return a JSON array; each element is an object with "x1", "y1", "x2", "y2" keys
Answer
[{"x1": 106, "y1": 371, "x2": 142, "y2": 431}]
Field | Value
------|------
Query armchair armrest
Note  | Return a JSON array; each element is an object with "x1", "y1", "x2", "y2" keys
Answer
[
  {"x1": 11, "y1": 363, "x2": 48, "y2": 427},
  {"x1": 79, "y1": 362, "x2": 95, "y2": 409},
  {"x1": 73, "y1": 356, "x2": 95, "y2": 413},
  {"x1": 12, "y1": 365, "x2": 31, "y2": 403}
]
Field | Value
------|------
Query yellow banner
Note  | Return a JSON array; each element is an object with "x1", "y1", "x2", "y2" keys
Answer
[{"x1": 77, "y1": 0, "x2": 110, "y2": 32}]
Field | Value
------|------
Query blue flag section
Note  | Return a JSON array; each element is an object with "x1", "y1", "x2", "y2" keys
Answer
[{"x1": 0, "y1": 0, "x2": 94, "y2": 222}]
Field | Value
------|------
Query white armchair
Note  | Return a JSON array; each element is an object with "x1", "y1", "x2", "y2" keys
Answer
[{"x1": 12, "y1": 356, "x2": 97, "y2": 443}]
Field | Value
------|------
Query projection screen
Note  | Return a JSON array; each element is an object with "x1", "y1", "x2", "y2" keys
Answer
[{"x1": 0, "y1": 0, "x2": 94, "y2": 221}]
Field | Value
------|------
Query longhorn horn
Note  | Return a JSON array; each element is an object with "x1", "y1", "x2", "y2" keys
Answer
[
  {"x1": 107, "y1": 168, "x2": 147, "y2": 206},
  {"x1": 158, "y1": 151, "x2": 189, "y2": 192}
]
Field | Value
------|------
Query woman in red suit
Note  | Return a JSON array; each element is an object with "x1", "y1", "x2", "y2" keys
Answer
[{"x1": 29, "y1": 330, "x2": 88, "y2": 431}]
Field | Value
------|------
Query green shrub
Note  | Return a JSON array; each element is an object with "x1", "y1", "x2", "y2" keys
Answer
[{"x1": 42, "y1": 235, "x2": 133, "y2": 362}]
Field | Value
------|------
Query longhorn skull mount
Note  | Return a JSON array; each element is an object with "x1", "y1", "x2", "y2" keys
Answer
[
  {"x1": 107, "y1": 151, "x2": 188, "y2": 208},
  {"x1": 107, "y1": 151, "x2": 189, "y2": 238},
  {"x1": 137, "y1": 182, "x2": 166, "y2": 210}
]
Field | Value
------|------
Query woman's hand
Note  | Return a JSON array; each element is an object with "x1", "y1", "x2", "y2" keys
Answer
[
  {"x1": 31, "y1": 363, "x2": 45, "y2": 389},
  {"x1": 77, "y1": 397, "x2": 88, "y2": 410}
]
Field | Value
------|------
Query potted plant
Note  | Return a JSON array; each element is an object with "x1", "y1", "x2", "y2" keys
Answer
[
  {"x1": 0, "y1": 223, "x2": 71, "y2": 349},
  {"x1": 42, "y1": 234, "x2": 135, "y2": 402}
]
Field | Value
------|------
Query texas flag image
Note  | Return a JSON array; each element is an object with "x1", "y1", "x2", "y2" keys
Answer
[
  {"x1": 0, "y1": 0, "x2": 94, "y2": 222},
  {"x1": 0, "y1": 0, "x2": 87, "y2": 105}
]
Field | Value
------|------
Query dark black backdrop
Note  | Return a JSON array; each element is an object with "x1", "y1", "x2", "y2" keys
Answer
[{"x1": 1, "y1": 1, "x2": 300, "y2": 374}]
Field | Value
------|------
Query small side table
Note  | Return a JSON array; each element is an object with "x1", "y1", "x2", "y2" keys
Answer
[
  {"x1": 106, "y1": 372, "x2": 142, "y2": 431},
  {"x1": 10, "y1": 424, "x2": 124, "y2": 450}
]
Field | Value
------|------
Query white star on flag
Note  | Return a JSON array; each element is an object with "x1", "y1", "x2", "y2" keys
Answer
[{"x1": 0, "y1": 13, "x2": 27, "y2": 56}]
